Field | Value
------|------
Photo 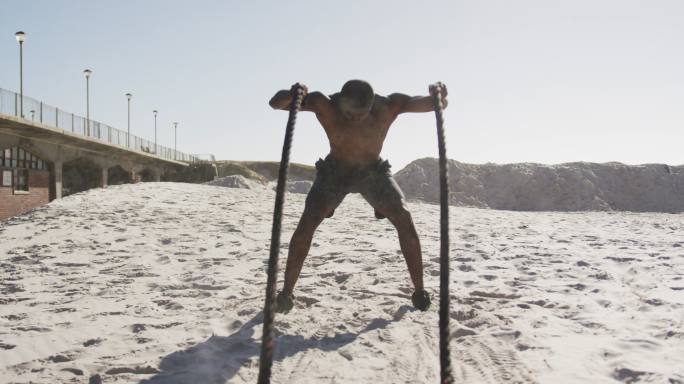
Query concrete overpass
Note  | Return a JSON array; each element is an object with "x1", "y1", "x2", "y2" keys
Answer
[{"x1": 0, "y1": 87, "x2": 202, "y2": 218}]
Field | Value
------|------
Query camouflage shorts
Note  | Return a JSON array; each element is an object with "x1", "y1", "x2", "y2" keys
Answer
[{"x1": 305, "y1": 155, "x2": 407, "y2": 219}]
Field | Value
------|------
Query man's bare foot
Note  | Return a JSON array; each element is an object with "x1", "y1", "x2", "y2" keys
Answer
[
  {"x1": 412, "y1": 289, "x2": 431, "y2": 311},
  {"x1": 276, "y1": 291, "x2": 294, "y2": 313}
]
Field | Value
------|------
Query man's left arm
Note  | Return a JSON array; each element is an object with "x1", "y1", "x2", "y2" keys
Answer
[{"x1": 387, "y1": 88, "x2": 448, "y2": 114}]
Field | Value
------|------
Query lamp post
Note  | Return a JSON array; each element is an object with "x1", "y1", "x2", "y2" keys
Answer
[
  {"x1": 153, "y1": 110, "x2": 158, "y2": 154},
  {"x1": 30, "y1": 110, "x2": 35, "y2": 121},
  {"x1": 126, "y1": 93, "x2": 132, "y2": 147},
  {"x1": 15, "y1": 31, "x2": 25, "y2": 118},
  {"x1": 173, "y1": 122, "x2": 178, "y2": 160},
  {"x1": 83, "y1": 69, "x2": 92, "y2": 136}
]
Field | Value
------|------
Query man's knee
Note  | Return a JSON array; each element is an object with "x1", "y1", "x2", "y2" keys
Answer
[
  {"x1": 386, "y1": 203, "x2": 414, "y2": 226},
  {"x1": 293, "y1": 216, "x2": 319, "y2": 239},
  {"x1": 291, "y1": 224, "x2": 312, "y2": 242},
  {"x1": 293, "y1": 206, "x2": 329, "y2": 238},
  {"x1": 304, "y1": 190, "x2": 341, "y2": 222}
]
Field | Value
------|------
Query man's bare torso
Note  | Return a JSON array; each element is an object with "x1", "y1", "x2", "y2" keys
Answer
[{"x1": 314, "y1": 93, "x2": 397, "y2": 169}]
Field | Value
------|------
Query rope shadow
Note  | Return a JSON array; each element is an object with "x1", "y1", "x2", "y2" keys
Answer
[{"x1": 139, "y1": 306, "x2": 412, "y2": 384}]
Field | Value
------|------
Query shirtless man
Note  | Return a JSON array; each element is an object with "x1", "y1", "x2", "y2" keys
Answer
[{"x1": 269, "y1": 80, "x2": 447, "y2": 313}]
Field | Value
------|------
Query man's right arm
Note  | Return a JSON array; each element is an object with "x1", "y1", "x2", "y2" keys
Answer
[
  {"x1": 269, "y1": 89, "x2": 295, "y2": 110},
  {"x1": 269, "y1": 89, "x2": 333, "y2": 115},
  {"x1": 387, "y1": 91, "x2": 448, "y2": 115}
]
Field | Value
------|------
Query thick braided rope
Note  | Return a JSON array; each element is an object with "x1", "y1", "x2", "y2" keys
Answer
[
  {"x1": 257, "y1": 84, "x2": 305, "y2": 384},
  {"x1": 430, "y1": 82, "x2": 454, "y2": 384}
]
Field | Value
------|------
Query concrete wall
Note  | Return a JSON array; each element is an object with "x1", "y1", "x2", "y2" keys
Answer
[
  {"x1": 0, "y1": 168, "x2": 50, "y2": 219},
  {"x1": 163, "y1": 162, "x2": 217, "y2": 183}
]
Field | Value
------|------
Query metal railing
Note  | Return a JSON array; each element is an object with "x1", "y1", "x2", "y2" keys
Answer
[
  {"x1": 191, "y1": 153, "x2": 216, "y2": 162},
  {"x1": 0, "y1": 87, "x2": 199, "y2": 163}
]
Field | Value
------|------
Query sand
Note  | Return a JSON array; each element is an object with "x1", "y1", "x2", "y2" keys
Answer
[{"x1": 1, "y1": 182, "x2": 683, "y2": 383}]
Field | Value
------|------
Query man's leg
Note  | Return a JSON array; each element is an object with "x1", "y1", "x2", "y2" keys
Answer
[
  {"x1": 278, "y1": 180, "x2": 345, "y2": 312},
  {"x1": 379, "y1": 202, "x2": 425, "y2": 292},
  {"x1": 361, "y1": 170, "x2": 430, "y2": 310},
  {"x1": 282, "y1": 209, "x2": 326, "y2": 295}
]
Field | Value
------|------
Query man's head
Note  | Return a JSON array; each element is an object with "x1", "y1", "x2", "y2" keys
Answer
[{"x1": 339, "y1": 80, "x2": 374, "y2": 121}]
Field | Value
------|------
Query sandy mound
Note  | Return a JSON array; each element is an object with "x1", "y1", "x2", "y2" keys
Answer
[
  {"x1": 240, "y1": 161, "x2": 315, "y2": 182},
  {"x1": 204, "y1": 175, "x2": 264, "y2": 189},
  {"x1": 275, "y1": 180, "x2": 313, "y2": 194},
  {"x1": 395, "y1": 158, "x2": 684, "y2": 212},
  {"x1": 214, "y1": 162, "x2": 269, "y2": 183},
  {"x1": 1, "y1": 183, "x2": 683, "y2": 383},
  {"x1": 214, "y1": 160, "x2": 316, "y2": 183}
]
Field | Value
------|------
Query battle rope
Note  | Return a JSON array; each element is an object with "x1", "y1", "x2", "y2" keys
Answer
[
  {"x1": 257, "y1": 83, "x2": 306, "y2": 384},
  {"x1": 430, "y1": 82, "x2": 454, "y2": 384}
]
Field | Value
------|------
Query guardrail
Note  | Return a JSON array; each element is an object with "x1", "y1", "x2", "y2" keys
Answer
[
  {"x1": 191, "y1": 153, "x2": 216, "y2": 162},
  {"x1": 0, "y1": 87, "x2": 199, "y2": 163}
]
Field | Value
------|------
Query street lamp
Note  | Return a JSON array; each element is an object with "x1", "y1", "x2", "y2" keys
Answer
[
  {"x1": 83, "y1": 69, "x2": 92, "y2": 136},
  {"x1": 126, "y1": 93, "x2": 132, "y2": 147},
  {"x1": 173, "y1": 122, "x2": 178, "y2": 160},
  {"x1": 153, "y1": 110, "x2": 158, "y2": 154},
  {"x1": 15, "y1": 31, "x2": 25, "y2": 118},
  {"x1": 30, "y1": 109, "x2": 35, "y2": 121}
]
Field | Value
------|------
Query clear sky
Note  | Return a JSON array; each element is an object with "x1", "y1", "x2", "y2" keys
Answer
[{"x1": 1, "y1": 0, "x2": 683, "y2": 168}]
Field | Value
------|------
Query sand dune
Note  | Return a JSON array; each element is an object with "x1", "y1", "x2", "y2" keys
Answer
[
  {"x1": 395, "y1": 158, "x2": 684, "y2": 212},
  {"x1": 1, "y1": 182, "x2": 683, "y2": 383}
]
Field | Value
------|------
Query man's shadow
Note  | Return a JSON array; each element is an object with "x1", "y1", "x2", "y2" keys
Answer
[{"x1": 139, "y1": 306, "x2": 411, "y2": 384}]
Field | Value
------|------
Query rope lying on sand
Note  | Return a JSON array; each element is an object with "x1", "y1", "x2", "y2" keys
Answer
[
  {"x1": 257, "y1": 83, "x2": 305, "y2": 384},
  {"x1": 430, "y1": 82, "x2": 454, "y2": 384},
  {"x1": 258, "y1": 82, "x2": 452, "y2": 384}
]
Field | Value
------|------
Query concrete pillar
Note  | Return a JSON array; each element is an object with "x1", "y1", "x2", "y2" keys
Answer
[
  {"x1": 101, "y1": 167, "x2": 108, "y2": 188},
  {"x1": 52, "y1": 145, "x2": 64, "y2": 200},
  {"x1": 152, "y1": 167, "x2": 162, "y2": 182},
  {"x1": 54, "y1": 160, "x2": 63, "y2": 199},
  {"x1": 130, "y1": 170, "x2": 138, "y2": 184}
]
